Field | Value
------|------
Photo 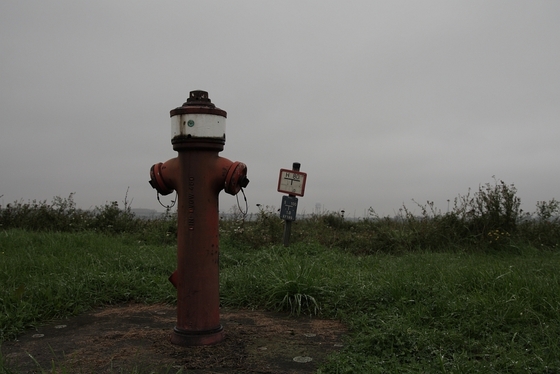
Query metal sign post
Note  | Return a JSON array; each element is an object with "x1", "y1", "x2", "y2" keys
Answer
[{"x1": 277, "y1": 162, "x2": 307, "y2": 246}]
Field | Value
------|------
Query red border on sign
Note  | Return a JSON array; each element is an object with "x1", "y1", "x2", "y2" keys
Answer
[{"x1": 277, "y1": 169, "x2": 307, "y2": 197}]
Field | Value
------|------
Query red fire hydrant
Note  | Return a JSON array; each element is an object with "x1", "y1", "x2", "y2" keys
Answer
[{"x1": 149, "y1": 90, "x2": 249, "y2": 346}]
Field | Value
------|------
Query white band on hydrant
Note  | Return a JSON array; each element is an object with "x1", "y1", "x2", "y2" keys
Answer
[{"x1": 171, "y1": 114, "x2": 226, "y2": 141}]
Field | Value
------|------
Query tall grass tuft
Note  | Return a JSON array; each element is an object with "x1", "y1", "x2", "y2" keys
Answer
[{"x1": 265, "y1": 254, "x2": 327, "y2": 315}]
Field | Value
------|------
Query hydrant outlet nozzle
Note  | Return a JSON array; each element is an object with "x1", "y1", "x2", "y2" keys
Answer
[
  {"x1": 224, "y1": 161, "x2": 249, "y2": 195},
  {"x1": 149, "y1": 162, "x2": 174, "y2": 195}
]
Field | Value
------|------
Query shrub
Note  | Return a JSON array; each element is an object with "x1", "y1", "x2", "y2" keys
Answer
[
  {"x1": 0, "y1": 193, "x2": 177, "y2": 245},
  {"x1": 467, "y1": 178, "x2": 522, "y2": 237},
  {"x1": 2, "y1": 177, "x2": 560, "y2": 252},
  {"x1": 0, "y1": 194, "x2": 91, "y2": 232}
]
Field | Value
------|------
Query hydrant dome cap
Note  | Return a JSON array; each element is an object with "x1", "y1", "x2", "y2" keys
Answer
[
  {"x1": 170, "y1": 90, "x2": 227, "y2": 118},
  {"x1": 185, "y1": 90, "x2": 214, "y2": 107}
]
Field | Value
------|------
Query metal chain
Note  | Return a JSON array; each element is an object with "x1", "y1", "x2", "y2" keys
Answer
[
  {"x1": 156, "y1": 191, "x2": 177, "y2": 210},
  {"x1": 236, "y1": 187, "x2": 248, "y2": 218},
  {"x1": 156, "y1": 189, "x2": 246, "y2": 217}
]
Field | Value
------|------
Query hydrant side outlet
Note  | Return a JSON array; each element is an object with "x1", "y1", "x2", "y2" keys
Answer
[
  {"x1": 149, "y1": 162, "x2": 175, "y2": 195},
  {"x1": 225, "y1": 161, "x2": 249, "y2": 195}
]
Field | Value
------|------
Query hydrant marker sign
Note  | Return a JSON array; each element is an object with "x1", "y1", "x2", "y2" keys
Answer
[
  {"x1": 277, "y1": 169, "x2": 307, "y2": 197},
  {"x1": 280, "y1": 196, "x2": 298, "y2": 221}
]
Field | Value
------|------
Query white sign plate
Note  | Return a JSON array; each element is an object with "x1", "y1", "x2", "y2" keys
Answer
[{"x1": 277, "y1": 169, "x2": 307, "y2": 197}]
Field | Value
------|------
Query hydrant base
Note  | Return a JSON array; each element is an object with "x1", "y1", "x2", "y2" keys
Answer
[{"x1": 170, "y1": 325, "x2": 224, "y2": 346}]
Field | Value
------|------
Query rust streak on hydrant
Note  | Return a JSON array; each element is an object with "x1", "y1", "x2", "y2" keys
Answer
[{"x1": 149, "y1": 90, "x2": 248, "y2": 346}]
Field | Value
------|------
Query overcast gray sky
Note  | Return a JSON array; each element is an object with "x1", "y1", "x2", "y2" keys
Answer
[{"x1": 1, "y1": 1, "x2": 559, "y2": 218}]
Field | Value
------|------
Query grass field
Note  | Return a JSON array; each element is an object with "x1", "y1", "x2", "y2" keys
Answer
[{"x1": 1, "y1": 228, "x2": 559, "y2": 373}]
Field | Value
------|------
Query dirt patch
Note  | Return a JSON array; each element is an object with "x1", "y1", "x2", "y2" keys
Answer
[{"x1": 1, "y1": 304, "x2": 347, "y2": 373}]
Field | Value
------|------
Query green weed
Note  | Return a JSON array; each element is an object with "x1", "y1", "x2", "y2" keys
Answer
[
  {"x1": 1, "y1": 231, "x2": 559, "y2": 372},
  {"x1": 2, "y1": 178, "x2": 560, "y2": 372},
  {"x1": 0, "y1": 230, "x2": 176, "y2": 342}
]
